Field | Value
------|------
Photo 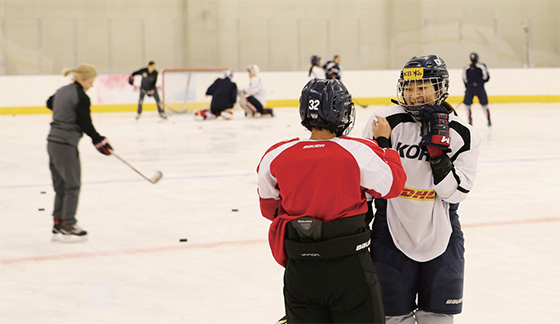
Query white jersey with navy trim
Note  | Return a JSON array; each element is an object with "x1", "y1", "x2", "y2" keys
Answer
[
  {"x1": 243, "y1": 76, "x2": 266, "y2": 106},
  {"x1": 362, "y1": 105, "x2": 482, "y2": 261},
  {"x1": 309, "y1": 66, "x2": 326, "y2": 80}
]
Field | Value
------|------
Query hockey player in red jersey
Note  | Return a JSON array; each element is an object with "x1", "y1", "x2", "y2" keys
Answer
[
  {"x1": 257, "y1": 78, "x2": 407, "y2": 323},
  {"x1": 362, "y1": 55, "x2": 482, "y2": 324}
]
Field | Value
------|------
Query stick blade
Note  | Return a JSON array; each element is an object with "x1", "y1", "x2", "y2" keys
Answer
[{"x1": 150, "y1": 171, "x2": 163, "y2": 184}]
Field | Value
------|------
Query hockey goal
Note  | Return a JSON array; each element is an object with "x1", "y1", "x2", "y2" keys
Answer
[{"x1": 161, "y1": 67, "x2": 230, "y2": 114}]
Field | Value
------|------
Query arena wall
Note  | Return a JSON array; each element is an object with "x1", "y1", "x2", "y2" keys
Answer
[{"x1": 0, "y1": 68, "x2": 558, "y2": 115}]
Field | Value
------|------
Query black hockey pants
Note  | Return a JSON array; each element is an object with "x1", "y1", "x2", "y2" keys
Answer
[{"x1": 283, "y1": 215, "x2": 385, "y2": 324}]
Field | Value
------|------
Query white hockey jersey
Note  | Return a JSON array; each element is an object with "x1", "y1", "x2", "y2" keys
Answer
[
  {"x1": 362, "y1": 105, "x2": 482, "y2": 262},
  {"x1": 309, "y1": 66, "x2": 326, "y2": 80},
  {"x1": 243, "y1": 76, "x2": 266, "y2": 106}
]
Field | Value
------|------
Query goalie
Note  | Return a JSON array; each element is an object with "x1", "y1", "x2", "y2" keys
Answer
[
  {"x1": 194, "y1": 70, "x2": 238, "y2": 120},
  {"x1": 238, "y1": 64, "x2": 273, "y2": 117}
]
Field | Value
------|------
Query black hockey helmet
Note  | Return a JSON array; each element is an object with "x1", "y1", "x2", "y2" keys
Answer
[
  {"x1": 396, "y1": 54, "x2": 449, "y2": 120},
  {"x1": 470, "y1": 52, "x2": 479, "y2": 63},
  {"x1": 310, "y1": 55, "x2": 321, "y2": 66},
  {"x1": 299, "y1": 79, "x2": 355, "y2": 136}
]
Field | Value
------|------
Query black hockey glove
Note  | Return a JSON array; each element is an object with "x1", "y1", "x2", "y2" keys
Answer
[
  {"x1": 419, "y1": 105, "x2": 451, "y2": 157},
  {"x1": 93, "y1": 136, "x2": 113, "y2": 156},
  {"x1": 128, "y1": 75, "x2": 134, "y2": 86}
]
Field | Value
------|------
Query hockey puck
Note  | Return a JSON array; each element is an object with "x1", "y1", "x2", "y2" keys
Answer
[
  {"x1": 40, "y1": 191, "x2": 46, "y2": 194},
  {"x1": 232, "y1": 209, "x2": 238, "y2": 212},
  {"x1": 179, "y1": 238, "x2": 188, "y2": 242},
  {"x1": 38, "y1": 208, "x2": 45, "y2": 211}
]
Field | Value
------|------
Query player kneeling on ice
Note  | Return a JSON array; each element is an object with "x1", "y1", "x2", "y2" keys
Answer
[
  {"x1": 46, "y1": 63, "x2": 113, "y2": 243},
  {"x1": 362, "y1": 55, "x2": 482, "y2": 324},
  {"x1": 195, "y1": 70, "x2": 237, "y2": 120},
  {"x1": 257, "y1": 78, "x2": 407, "y2": 324},
  {"x1": 238, "y1": 64, "x2": 273, "y2": 117}
]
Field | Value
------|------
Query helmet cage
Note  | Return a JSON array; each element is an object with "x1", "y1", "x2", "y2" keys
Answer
[{"x1": 396, "y1": 76, "x2": 449, "y2": 119}]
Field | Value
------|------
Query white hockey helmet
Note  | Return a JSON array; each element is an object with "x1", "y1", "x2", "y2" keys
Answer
[
  {"x1": 224, "y1": 70, "x2": 233, "y2": 79},
  {"x1": 247, "y1": 64, "x2": 260, "y2": 75}
]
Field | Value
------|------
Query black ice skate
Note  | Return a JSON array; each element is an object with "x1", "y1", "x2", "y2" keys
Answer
[{"x1": 53, "y1": 221, "x2": 88, "y2": 243}]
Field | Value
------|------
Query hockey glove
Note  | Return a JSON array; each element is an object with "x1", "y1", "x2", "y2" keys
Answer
[
  {"x1": 93, "y1": 136, "x2": 113, "y2": 155},
  {"x1": 128, "y1": 75, "x2": 134, "y2": 86},
  {"x1": 419, "y1": 105, "x2": 451, "y2": 157}
]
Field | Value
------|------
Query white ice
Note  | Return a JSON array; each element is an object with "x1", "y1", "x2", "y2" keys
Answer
[{"x1": 1, "y1": 103, "x2": 559, "y2": 324}]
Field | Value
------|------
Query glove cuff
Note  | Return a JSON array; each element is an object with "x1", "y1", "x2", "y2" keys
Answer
[{"x1": 374, "y1": 136, "x2": 391, "y2": 149}]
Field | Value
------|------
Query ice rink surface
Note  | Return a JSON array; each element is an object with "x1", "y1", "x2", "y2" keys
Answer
[{"x1": 1, "y1": 103, "x2": 559, "y2": 324}]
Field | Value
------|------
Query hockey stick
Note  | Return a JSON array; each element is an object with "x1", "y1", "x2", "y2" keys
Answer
[
  {"x1": 353, "y1": 99, "x2": 368, "y2": 108},
  {"x1": 112, "y1": 152, "x2": 163, "y2": 184}
]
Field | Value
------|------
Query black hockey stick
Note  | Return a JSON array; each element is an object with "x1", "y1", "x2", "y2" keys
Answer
[{"x1": 112, "y1": 152, "x2": 163, "y2": 184}]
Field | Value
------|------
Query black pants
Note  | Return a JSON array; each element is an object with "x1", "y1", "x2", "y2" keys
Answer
[
  {"x1": 283, "y1": 215, "x2": 385, "y2": 323},
  {"x1": 138, "y1": 89, "x2": 163, "y2": 114}
]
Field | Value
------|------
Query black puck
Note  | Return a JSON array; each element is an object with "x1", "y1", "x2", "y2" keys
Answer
[
  {"x1": 179, "y1": 238, "x2": 188, "y2": 242},
  {"x1": 40, "y1": 191, "x2": 46, "y2": 194},
  {"x1": 38, "y1": 208, "x2": 45, "y2": 211},
  {"x1": 232, "y1": 209, "x2": 238, "y2": 212}
]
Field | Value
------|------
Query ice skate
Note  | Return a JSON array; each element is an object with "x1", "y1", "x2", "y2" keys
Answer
[
  {"x1": 56, "y1": 221, "x2": 88, "y2": 243},
  {"x1": 51, "y1": 218, "x2": 62, "y2": 242},
  {"x1": 194, "y1": 109, "x2": 214, "y2": 121}
]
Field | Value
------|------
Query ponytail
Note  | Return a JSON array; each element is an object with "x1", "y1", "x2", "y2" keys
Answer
[{"x1": 63, "y1": 63, "x2": 98, "y2": 81}]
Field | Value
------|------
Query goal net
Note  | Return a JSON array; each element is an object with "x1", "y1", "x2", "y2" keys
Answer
[{"x1": 161, "y1": 68, "x2": 230, "y2": 114}]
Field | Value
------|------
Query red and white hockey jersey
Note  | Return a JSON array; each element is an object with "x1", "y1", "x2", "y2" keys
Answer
[
  {"x1": 257, "y1": 136, "x2": 406, "y2": 267},
  {"x1": 362, "y1": 105, "x2": 482, "y2": 262}
]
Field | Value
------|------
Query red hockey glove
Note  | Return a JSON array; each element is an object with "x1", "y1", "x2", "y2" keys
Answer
[
  {"x1": 93, "y1": 136, "x2": 113, "y2": 155},
  {"x1": 419, "y1": 105, "x2": 451, "y2": 157}
]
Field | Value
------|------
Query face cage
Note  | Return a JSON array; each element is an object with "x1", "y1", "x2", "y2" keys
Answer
[
  {"x1": 339, "y1": 103, "x2": 356, "y2": 136},
  {"x1": 396, "y1": 77, "x2": 448, "y2": 119}
]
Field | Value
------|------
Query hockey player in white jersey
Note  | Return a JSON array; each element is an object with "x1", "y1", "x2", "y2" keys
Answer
[
  {"x1": 362, "y1": 55, "x2": 482, "y2": 324},
  {"x1": 238, "y1": 64, "x2": 273, "y2": 117},
  {"x1": 308, "y1": 55, "x2": 326, "y2": 80}
]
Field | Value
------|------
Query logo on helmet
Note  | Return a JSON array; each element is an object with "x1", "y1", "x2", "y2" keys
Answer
[{"x1": 403, "y1": 68, "x2": 424, "y2": 80}]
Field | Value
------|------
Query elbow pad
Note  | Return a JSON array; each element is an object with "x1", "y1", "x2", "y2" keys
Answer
[{"x1": 430, "y1": 154, "x2": 453, "y2": 185}]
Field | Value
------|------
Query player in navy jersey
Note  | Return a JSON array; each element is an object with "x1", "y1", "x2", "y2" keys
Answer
[
  {"x1": 462, "y1": 52, "x2": 491, "y2": 126},
  {"x1": 362, "y1": 55, "x2": 482, "y2": 324},
  {"x1": 258, "y1": 78, "x2": 407, "y2": 323},
  {"x1": 323, "y1": 55, "x2": 342, "y2": 80},
  {"x1": 194, "y1": 70, "x2": 237, "y2": 120}
]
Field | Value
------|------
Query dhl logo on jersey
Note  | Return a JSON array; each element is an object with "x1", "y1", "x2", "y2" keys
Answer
[
  {"x1": 402, "y1": 68, "x2": 424, "y2": 80},
  {"x1": 399, "y1": 187, "x2": 436, "y2": 201}
]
